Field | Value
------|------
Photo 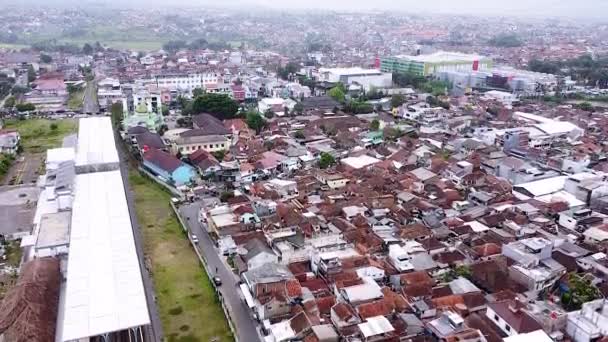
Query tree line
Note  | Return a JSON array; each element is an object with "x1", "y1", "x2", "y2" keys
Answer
[{"x1": 528, "y1": 54, "x2": 608, "y2": 88}]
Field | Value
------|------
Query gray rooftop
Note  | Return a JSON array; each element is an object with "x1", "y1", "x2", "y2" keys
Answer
[{"x1": 36, "y1": 211, "x2": 71, "y2": 249}]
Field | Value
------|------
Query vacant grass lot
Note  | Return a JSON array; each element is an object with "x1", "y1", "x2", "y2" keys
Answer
[
  {"x1": 129, "y1": 171, "x2": 233, "y2": 342},
  {"x1": 67, "y1": 89, "x2": 85, "y2": 110},
  {"x1": 3, "y1": 119, "x2": 77, "y2": 153}
]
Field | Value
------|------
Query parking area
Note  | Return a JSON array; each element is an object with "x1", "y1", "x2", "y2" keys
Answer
[
  {"x1": 0, "y1": 185, "x2": 39, "y2": 236},
  {"x1": 2, "y1": 153, "x2": 44, "y2": 186}
]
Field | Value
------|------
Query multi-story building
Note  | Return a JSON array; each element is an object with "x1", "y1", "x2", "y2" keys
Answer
[
  {"x1": 381, "y1": 51, "x2": 492, "y2": 76},
  {"x1": 316, "y1": 67, "x2": 392, "y2": 91},
  {"x1": 567, "y1": 299, "x2": 608, "y2": 342},
  {"x1": 128, "y1": 84, "x2": 162, "y2": 115},
  {"x1": 502, "y1": 237, "x2": 566, "y2": 291},
  {"x1": 97, "y1": 77, "x2": 123, "y2": 111},
  {"x1": 153, "y1": 72, "x2": 220, "y2": 94}
]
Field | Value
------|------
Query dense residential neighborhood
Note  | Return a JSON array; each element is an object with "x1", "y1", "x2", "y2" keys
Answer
[{"x1": 0, "y1": 2, "x2": 608, "y2": 342}]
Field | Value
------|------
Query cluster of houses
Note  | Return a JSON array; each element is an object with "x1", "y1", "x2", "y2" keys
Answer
[
  {"x1": 3, "y1": 40, "x2": 608, "y2": 342},
  {"x1": 120, "y1": 77, "x2": 608, "y2": 342}
]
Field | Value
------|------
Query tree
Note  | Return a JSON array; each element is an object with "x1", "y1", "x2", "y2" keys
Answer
[
  {"x1": 67, "y1": 83, "x2": 81, "y2": 94},
  {"x1": 40, "y1": 54, "x2": 52, "y2": 64},
  {"x1": 110, "y1": 102, "x2": 124, "y2": 127},
  {"x1": 391, "y1": 94, "x2": 405, "y2": 108},
  {"x1": 11, "y1": 86, "x2": 29, "y2": 96},
  {"x1": 319, "y1": 152, "x2": 336, "y2": 169},
  {"x1": 50, "y1": 123, "x2": 58, "y2": 131},
  {"x1": 366, "y1": 87, "x2": 382, "y2": 100},
  {"x1": 563, "y1": 273, "x2": 601, "y2": 310},
  {"x1": 393, "y1": 71, "x2": 427, "y2": 88},
  {"x1": 191, "y1": 93, "x2": 239, "y2": 119},
  {"x1": 27, "y1": 65, "x2": 36, "y2": 83},
  {"x1": 383, "y1": 127, "x2": 404, "y2": 141},
  {"x1": 454, "y1": 265, "x2": 472, "y2": 279},
  {"x1": 162, "y1": 40, "x2": 188, "y2": 52},
  {"x1": 528, "y1": 59, "x2": 561, "y2": 75},
  {"x1": 246, "y1": 111, "x2": 265, "y2": 133},
  {"x1": 577, "y1": 102, "x2": 594, "y2": 112},
  {"x1": 161, "y1": 104, "x2": 170, "y2": 116},
  {"x1": 343, "y1": 100, "x2": 373, "y2": 114},
  {"x1": 370, "y1": 119, "x2": 380, "y2": 131},
  {"x1": 488, "y1": 33, "x2": 523, "y2": 47},
  {"x1": 263, "y1": 108, "x2": 275, "y2": 119},
  {"x1": 212, "y1": 150, "x2": 226, "y2": 161},
  {"x1": 277, "y1": 62, "x2": 300, "y2": 80},
  {"x1": 220, "y1": 190, "x2": 235, "y2": 202},
  {"x1": 82, "y1": 43, "x2": 93, "y2": 55},
  {"x1": 4, "y1": 96, "x2": 15, "y2": 108},
  {"x1": 328, "y1": 86, "x2": 346, "y2": 103},
  {"x1": 293, "y1": 102, "x2": 304, "y2": 115},
  {"x1": 294, "y1": 130, "x2": 305, "y2": 139},
  {"x1": 192, "y1": 87, "x2": 204, "y2": 98},
  {"x1": 427, "y1": 95, "x2": 450, "y2": 109},
  {"x1": 15, "y1": 102, "x2": 35, "y2": 112}
]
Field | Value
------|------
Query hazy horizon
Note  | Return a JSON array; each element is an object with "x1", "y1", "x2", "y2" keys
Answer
[{"x1": 3, "y1": 0, "x2": 608, "y2": 20}]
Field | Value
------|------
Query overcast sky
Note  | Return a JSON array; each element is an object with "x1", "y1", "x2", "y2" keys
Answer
[{"x1": 7, "y1": 0, "x2": 608, "y2": 19}]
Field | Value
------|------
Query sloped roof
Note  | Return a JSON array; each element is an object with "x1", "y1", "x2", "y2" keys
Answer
[
  {"x1": 143, "y1": 148, "x2": 182, "y2": 173},
  {"x1": 0, "y1": 257, "x2": 61, "y2": 342},
  {"x1": 136, "y1": 132, "x2": 165, "y2": 150},
  {"x1": 192, "y1": 113, "x2": 231, "y2": 135},
  {"x1": 243, "y1": 238, "x2": 274, "y2": 262},
  {"x1": 488, "y1": 300, "x2": 543, "y2": 333}
]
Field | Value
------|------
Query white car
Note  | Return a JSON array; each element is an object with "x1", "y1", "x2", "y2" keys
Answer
[{"x1": 191, "y1": 235, "x2": 199, "y2": 244}]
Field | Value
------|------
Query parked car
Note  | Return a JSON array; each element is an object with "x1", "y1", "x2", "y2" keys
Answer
[
  {"x1": 213, "y1": 276, "x2": 222, "y2": 286},
  {"x1": 191, "y1": 234, "x2": 199, "y2": 244}
]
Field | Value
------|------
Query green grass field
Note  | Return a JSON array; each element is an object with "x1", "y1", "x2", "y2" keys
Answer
[
  {"x1": 3, "y1": 119, "x2": 77, "y2": 153},
  {"x1": 0, "y1": 43, "x2": 29, "y2": 50},
  {"x1": 67, "y1": 89, "x2": 85, "y2": 110},
  {"x1": 129, "y1": 171, "x2": 233, "y2": 342}
]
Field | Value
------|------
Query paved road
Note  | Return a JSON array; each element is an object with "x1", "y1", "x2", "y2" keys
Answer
[
  {"x1": 178, "y1": 203, "x2": 261, "y2": 342},
  {"x1": 83, "y1": 81, "x2": 99, "y2": 114},
  {"x1": 117, "y1": 138, "x2": 163, "y2": 342}
]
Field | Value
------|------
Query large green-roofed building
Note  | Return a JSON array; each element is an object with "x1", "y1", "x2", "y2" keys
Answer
[{"x1": 381, "y1": 51, "x2": 492, "y2": 76}]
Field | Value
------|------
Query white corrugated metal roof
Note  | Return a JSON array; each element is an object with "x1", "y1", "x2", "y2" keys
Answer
[
  {"x1": 61, "y1": 170, "x2": 150, "y2": 341},
  {"x1": 513, "y1": 176, "x2": 567, "y2": 197},
  {"x1": 341, "y1": 155, "x2": 380, "y2": 169},
  {"x1": 534, "y1": 122, "x2": 580, "y2": 135},
  {"x1": 75, "y1": 117, "x2": 119, "y2": 170},
  {"x1": 504, "y1": 330, "x2": 553, "y2": 342},
  {"x1": 358, "y1": 316, "x2": 395, "y2": 338}
]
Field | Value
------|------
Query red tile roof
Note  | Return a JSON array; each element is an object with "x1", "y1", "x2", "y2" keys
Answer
[
  {"x1": 286, "y1": 279, "x2": 303, "y2": 298},
  {"x1": 488, "y1": 300, "x2": 543, "y2": 334},
  {"x1": 316, "y1": 296, "x2": 336, "y2": 315},
  {"x1": 332, "y1": 303, "x2": 357, "y2": 321},
  {"x1": 356, "y1": 299, "x2": 395, "y2": 319},
  {"x1": 473, "y1": 243, "x2": 502, "y2": 257}
]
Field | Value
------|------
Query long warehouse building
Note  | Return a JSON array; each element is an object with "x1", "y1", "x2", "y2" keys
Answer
[{"x1": 59, "y1": 117, "x2": 151, "y2": 342}]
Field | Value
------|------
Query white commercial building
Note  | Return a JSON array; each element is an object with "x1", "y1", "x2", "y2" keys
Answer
[
  {"x1": 258, "y1": 97, "x2": 297, "y2": 116},
  {"x1": 58, "y1": 117, "x2": 151, "y2": 341},
  {"x1": 154, "y1": 72, "x2": 220, "y2": 93},
  {"x1": 61, "y1": 170, "x2": 150, "y2": 341},
  {"x1": 75, "y1": 117, "x2": 120, "y2": 174},
  {"x1": 317, "y1": 67, "x2": 392, "y2": 91}
]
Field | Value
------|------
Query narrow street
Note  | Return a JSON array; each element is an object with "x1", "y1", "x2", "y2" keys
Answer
[
  {"x1": 82, "y1": 81, "x2": 99, "y2": 114},
  {"x1": 178, "y1": 202, "x2": 262, "y2": 342}
]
